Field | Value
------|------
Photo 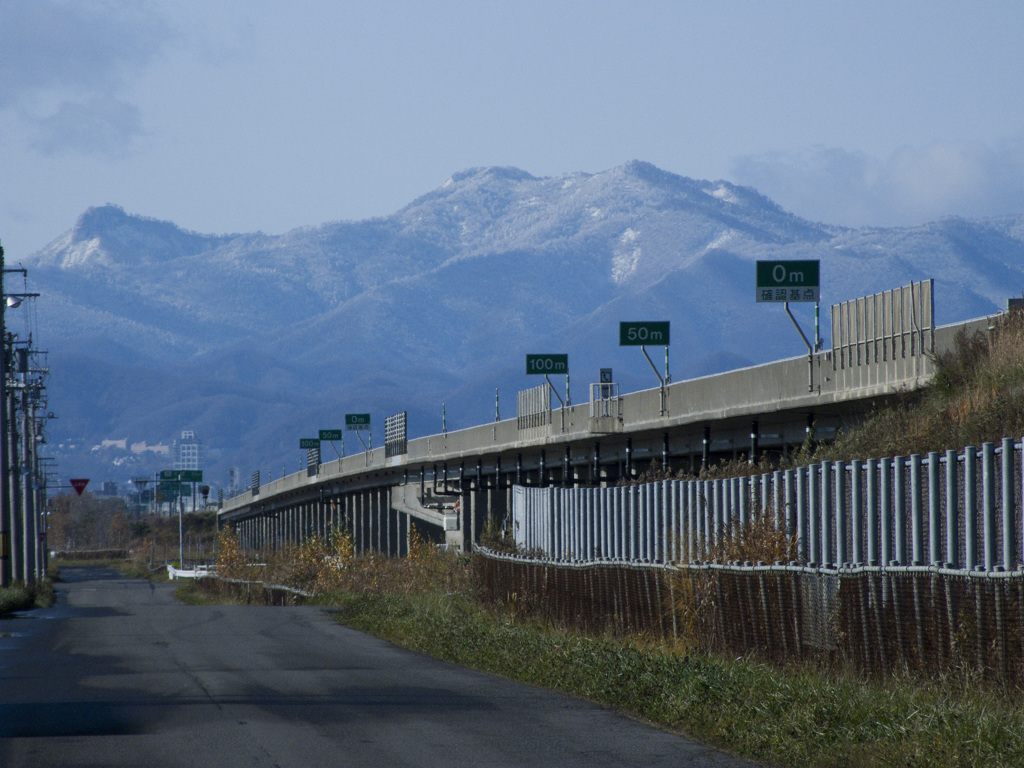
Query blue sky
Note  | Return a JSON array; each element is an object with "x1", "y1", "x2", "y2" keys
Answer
[{"x1": 2, "y1": 0, "x2": 1024, "y2": 258}]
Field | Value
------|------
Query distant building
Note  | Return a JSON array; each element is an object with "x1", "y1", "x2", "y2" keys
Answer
[
  {"x1": 130, "y1": 441, "x2": 170, "y2": 456},
  {"x1": 172, "y1": 430, "x2": 204, "y2": 472}
]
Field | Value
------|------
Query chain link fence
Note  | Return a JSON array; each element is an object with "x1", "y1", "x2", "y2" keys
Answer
[
  {"x1": 496, "y1": 438, "x2": 1024, "y2": 685},
  {"x1": 476, "y1": 551, "x2": 1024, "y2": 686}
]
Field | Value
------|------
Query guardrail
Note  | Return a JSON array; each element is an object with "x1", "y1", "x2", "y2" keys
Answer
[{"x1": 167, "y1": 564, "x2": 215, "y2": 580}]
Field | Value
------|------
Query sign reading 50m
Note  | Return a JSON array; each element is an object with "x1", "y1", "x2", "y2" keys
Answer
[
  {"x1": 756, "y1": 260, "x2": 819, "y2": 303},
  {"x1": 619, "y1": 321, "x2": 669, "y2": 346}
]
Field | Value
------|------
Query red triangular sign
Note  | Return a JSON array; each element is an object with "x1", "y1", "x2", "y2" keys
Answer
[{"x1": 70, "y1": 478, "x2": 90, "y2": 496}]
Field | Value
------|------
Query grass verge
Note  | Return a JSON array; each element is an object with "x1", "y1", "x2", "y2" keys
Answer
[
  {"x1": 0, "y1": 579, "x2": 56, "y2": 614},
  {"x1": 332, "y1": 588, "x2": 1024, "y2": 768},
  {"x1": 173, "y1": 580, "x2": 241, "y2": 605}
]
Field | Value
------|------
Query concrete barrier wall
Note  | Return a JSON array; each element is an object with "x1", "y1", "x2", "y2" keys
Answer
[{"x1": 222, "y1": 315, "x2": 994, "y2": 519}]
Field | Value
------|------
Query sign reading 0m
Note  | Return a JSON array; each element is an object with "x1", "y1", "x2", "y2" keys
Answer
[
  {"x1": 619, "y1": 321, "x2": 670, "y2": 346},
  {"x1": 756, "y1": 260, "x2": 820, "y2": 303},
  {"x1": 345, "y1": 414, "x2": 371, "y2": 430},
  {"x1": 525, "y1": 354, "x2": 568, "y2": 375}
]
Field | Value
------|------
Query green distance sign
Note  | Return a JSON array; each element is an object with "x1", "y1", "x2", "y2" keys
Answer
[
  {"x1": 619, "y1": 321, "x2": 670, "y2": 346},
  {"x1": 162, "y1": 469, "x2": 203, "y2": 482},
  {"x1": 525, "y1": 354, "x2": 568, "y2": 375},
  {"x1": 756, "y1": 260, "x2": 820, "y2": 303},
  {"x1": 156, "y1": 481, "x2": 180, "y2": 499},
  {"x1": 299, "y1": 438, "x2": 320, "y2": 449},
  {"x1": 345, "y1": 414, "x2": 371, "y2": 430},
  {"x1": 319, "y1": 429, "x2": 343, "y2": 441}
]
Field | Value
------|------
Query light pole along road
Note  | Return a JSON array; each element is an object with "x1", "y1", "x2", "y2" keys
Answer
[{"x1": 0, "y1": 567, "x2": 763, "y2": 768}]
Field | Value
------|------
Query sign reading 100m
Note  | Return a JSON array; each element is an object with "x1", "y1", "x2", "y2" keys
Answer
[
  {"x1": 619, "y1": 321, "x2": 670, "y2": 346},
  {"x1": 756, "y1": 260, "x2": 819, "y2": 303},
  {"x1": 525, "y1": 354, "x2": 568, "y2": 375}
]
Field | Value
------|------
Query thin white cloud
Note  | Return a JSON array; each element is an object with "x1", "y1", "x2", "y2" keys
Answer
[
  {"x1": 731, "y1": 136, "x2": 1024, "y2": 227},
  {"x1": 30, "y1": 98, "x2": 144, "y2": 158},
  {"x1": 0, "y1": 0, "x2": 175, "y2": 156}
]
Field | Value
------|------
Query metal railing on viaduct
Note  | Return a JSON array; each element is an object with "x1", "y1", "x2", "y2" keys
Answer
[{"x1": 218, "y1": 280, "x2": 990, "y2": 558}]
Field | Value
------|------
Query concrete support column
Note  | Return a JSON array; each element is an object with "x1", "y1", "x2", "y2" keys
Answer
[
  {"x1": 469, "y1": 484, "x2": 478, "y2": 553},
  {"x1": 361, "y1": 491, "x2": 369, "y2": 554},
  {"x1": 350, "y1": 494, "x2": 359, "y2": 554},
  {"x1": 371, "y1": 489, "x2": 379, "y2": 553},
  {"x1": 381, "y1": 493, "x2": 389, "y2": 556},
  {"x1": 702, "y1": 426, "x2": 711, "y2": 470}
]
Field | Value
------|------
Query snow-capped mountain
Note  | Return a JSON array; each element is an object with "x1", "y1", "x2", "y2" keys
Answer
[{"x1": 23, "y1": 161, "x2": 1024, "y2": 489}]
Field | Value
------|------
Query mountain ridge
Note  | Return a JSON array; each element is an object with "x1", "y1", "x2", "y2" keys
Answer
[{"x1": 22, "y1": 161, "x2": 1024, "y2": 490}]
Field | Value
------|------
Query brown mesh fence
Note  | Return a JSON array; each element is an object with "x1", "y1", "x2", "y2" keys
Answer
[{"x1": 475, "y1": 551, "x2": 1024, "y2": 687}]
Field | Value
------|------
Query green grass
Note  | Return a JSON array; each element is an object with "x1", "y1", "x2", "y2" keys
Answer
[
  {"x1": 173, "y1": 580, "x2": 236, "y2": 605},
  {"x1": 332, "y1": 589, "x2": 1024, "y2": 768},
  {"x1": 0, "y1": 585, "x2": 35, "y2": 614},
  {"x1": 0, "y1": 578, "x2": 55, "y2": 615},
  {"x1": 49, "y1": 557, "x2": 169, "y2": 582}
]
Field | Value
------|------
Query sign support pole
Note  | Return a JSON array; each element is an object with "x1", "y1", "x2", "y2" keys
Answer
[
  {"x1": 543, "y1": 374, "x2": 564, "y2": 407},
  {"x1": 815, "y1": 301, "x2": 821, "y2": 351},
  {"x1": 619, "y1": 322, "x2": 670, "y2": 416},
  {"x1": 542, "y1": 375, "x2": 567, "y2": 433},
  {"x1": 784, "y1": 302, "x2": 815, "y2": 392},
  {"x1": 640, "y1": 346, "x2": 667, "y2": 415}
]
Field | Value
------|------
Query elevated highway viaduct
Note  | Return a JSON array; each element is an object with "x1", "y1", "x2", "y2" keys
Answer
[{"x1": 219, "y1": 284, "x2": 992, "y2": 557}]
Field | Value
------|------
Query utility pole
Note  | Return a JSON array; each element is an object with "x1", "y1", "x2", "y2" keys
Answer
[
  {"x1": 0, "y1": 240, "x2": 8, "y2": 587},
  {"x1": 0, "y1": 240, "x2": 47, "y2": 586}
]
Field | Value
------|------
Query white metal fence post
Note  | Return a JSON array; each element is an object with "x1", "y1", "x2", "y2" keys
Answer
[
  {"x1": 910, "y1": 454, "x2": 923, "y2": 565},
  {"x1": 945, "y1": 449, "x2": 959, "y2": 567},
  {"x1": 928, "y1": 452, "x2": 941, "y2": 565},
  {"x1": 1001, "y1": 437, "x2": 1016, "y2": 571},
  {"x1": 821, "y1": 460, "x2": 833, "y2": 567},
  {"x1": 965, "y1": 447, "x2": 978, "y2": 570},
  {"x1": 894, "y1": 456, "x2": 907, "y2": 565},
  {"x1": 983, "y1": 442, "x2": 996, "y2": 570},
  {"x1": 851, "y1": 460, "x2": 863, "y2": 565}
]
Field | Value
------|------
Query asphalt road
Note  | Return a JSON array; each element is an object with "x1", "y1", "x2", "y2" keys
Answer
[{"x1": 0, "y1": 567, "x2": 763, "y2": 767}]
